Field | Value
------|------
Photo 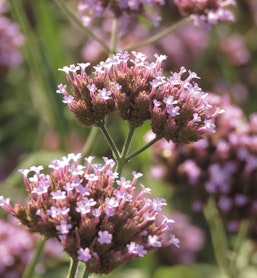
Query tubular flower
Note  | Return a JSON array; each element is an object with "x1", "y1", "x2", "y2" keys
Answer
[
  {"x1": 174, "y1": 0, "x2": 236, "y2": 28},
  {"x1": 150, "y1": 94, "x2": 257, "y2": 240},
  {"x1": 0, "y1": 154, "x2": 179, "y2": 274},
  {"x1": 58, "y1": 51, "x2": 221, "y2": 143}
]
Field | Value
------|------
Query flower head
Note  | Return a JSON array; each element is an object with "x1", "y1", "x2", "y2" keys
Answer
[
  {"x1": 0, "y1": 153, "x2": 178, "y2": 274},
  {"x1": 150, "y1": 94, "x2": 257, "y2": 241},
  {"x1": 58, "y1": 51, "x2": 220, "y2": 143},
  {"x1": 174, "y1": 0, "x2": 236, "y2": 29}
]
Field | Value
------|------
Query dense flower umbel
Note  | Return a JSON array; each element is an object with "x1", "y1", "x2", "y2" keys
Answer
[
  {"x1": 150, "y1": 94, "x2": 257, "y2": 239},
  {"x1": 58, "y1": 51, "x2": 221, "y2": 143},
  {"x1": 0, "y1": 153, "x2": 179, "y2": 274},
  {"x1": 174, "y1": 0, "x2": 236, "y2": 28}
]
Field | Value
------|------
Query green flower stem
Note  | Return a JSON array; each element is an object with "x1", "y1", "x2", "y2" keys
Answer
[
  {"x1": 22, "y1": 238, "x2": 46, "y2": 278},
  {"x1": 8, "y1": 0, "x2": 68, "y2": 150},
  {"x1": 81, "y1": 126, "x2": 99, "y2": 158},
  {"x1": 125, "y1": 136, "x2": 161, "y2": 162},
  {"x1": 110, "y1": 18, "x2": 119, "y2": 54},
  {"x1": 75, "y1": 262, "x2": 89, "y2": 278},
  {"x1": 124, "y1": 17, "x2": 192, "y2": 51},
  {"x1": 229, "y1": 220, "x2": 250, "y2": 273},
  {"x1": 54, "y1": 0, "x2": 110, "y2": 54},
  {"x1": 203, "y1": 198, "x2": 234, "y2": 278},
  {"x1": 67, "y1": 258, "x2": 89, "y2": 278},
  {"x1": 67, "y1": 258, "x2": 79, "y2": 278},
  {"x1": 115, "y1": 125, "x2": 135, "y2": 175},
  {"x1": 99, "y1": 124, "x2": 121, "y2": 161}
]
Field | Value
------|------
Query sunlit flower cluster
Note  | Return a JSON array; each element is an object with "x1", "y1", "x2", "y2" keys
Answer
[
  {"x1": 150, "y1": 94, "x2": 257, "y2": 239},
  {"x1": 174, "y1": 0, "x2": 236, "y2": 29},
  {"x1": 0, "y1": 153, "x2": 179, "y2": 274},
  {"x1": 58, "y1": 51, "x2": 222, "y2": 143}
]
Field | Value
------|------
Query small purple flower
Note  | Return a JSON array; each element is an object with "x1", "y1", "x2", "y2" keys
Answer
[
  {"x1": 56, "y1": 220, "x2": 72, "y2": 234},
  {"x1": 77, "y1": 247, "x2": 92, "y2": 262},
  {"x1": 98, "y1": 231, "x2": 112, "y2": 244}
]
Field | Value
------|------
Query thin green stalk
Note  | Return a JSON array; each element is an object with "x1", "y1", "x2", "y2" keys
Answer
[
  {"x1": 110, "y1": 18, "x2": 119, "y2": 54},
  {"x1": 75, "y1": 261, "x2": 89, "y2": 278},
  {"x1": 124, "y1": 17, "x2": 192, "y2": 51},
  {"x1": 8, "y1": 0, "x2": 68, "y2": 150},
  {"x1": 22, "y1": 238, "x2": 46, "y2": 278},
  {"x1": 115, "y1": 125, "x2": 135, "y2": 175},
  {"x1": 99, "y1": 123, "x2": 121, "y2": 161},
  {"x1": 54, "y1": 0, "x2": 110, "y2": 54},
  {"x1": 203, "y1": 198, "x2": 234, "y2": 278},
  {"x1": 229, "y1": 220, "x2": 250, "y2": 273},
  {"x1": 125, "y1": 136, "x2": 161, "y2": 162},
  {"x1": 81, "y1": 126, "x2": 99, "y2": 158},
  {"x1": 67, "y1": 258, "x2": 79, "y2": 278}
]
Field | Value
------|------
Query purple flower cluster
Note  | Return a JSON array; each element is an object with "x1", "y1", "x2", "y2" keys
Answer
[
  {"x1": 0, "y1": 216, "x2": 63, "y2": 277},
  {"x1": 174, "y1": 0, "x2": 236, "y2": 29},
  {"x1": 0, "y1": 216, "x2": 34, "y2": 278},
  {"x1": 0, "y1": 0, "x2": 24, "y2": 74},
  {"x1": 0, "y1": 153, "x2": 179, "y2": 274},
  {"x1": 77, "y1": 0, "x2": 164, "y2": 30},
  {"x1": 150, "y1": 94, "x2": 257, "y2": 239},
  {"x1": 58, "y1": 51, "x2": 221, "y2": 143}
]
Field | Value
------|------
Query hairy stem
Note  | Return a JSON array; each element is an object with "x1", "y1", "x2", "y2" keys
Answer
[
  {"x1": 99, "y1": 123, "x2": 121, "y2": 161},
  {"x1": 124, "y1": 17, "x2": 192, "y2": 51},
  {"x1": 125, "y1": 136, "x2": 161, "y2": 162},
  {"x1": 116, "y1": 125, "x2": 135, "y2": 175}
]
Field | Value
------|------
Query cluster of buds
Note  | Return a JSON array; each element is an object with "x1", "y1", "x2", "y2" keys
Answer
[
  {"x1": 0, "y1": 0, "x2": 24, "y2": 73},
  {"x1": 77, "y1": 0, "x2": 163, "y2": 29},
  {"x1": 0, "y1": 153, "x2": 179, "y2": 274},
  {"x1": 150, "y1": 94, "x2": 257, "y2": 239},
  {"x1": 174, "y1": 0, "x2": 236, "y2": 28},
  {"x1": 58, "y1": 51, "x2": 222, "y2": 143}
]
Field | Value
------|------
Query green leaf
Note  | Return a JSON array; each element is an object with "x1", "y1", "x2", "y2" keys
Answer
[{"x1": 153, "y1": 264, "x2": 224, "y2": 278}]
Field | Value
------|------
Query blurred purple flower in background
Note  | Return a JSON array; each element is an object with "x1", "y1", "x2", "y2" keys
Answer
[
  {"x1": 0, "y1": 0, "x2": 24, "y2": 74},
  {"x1": 174, "y1": 0, "x2": 236, "y2": 29},
  {"x1": 77, "y1": 0, "x2": 164, "y2": 32},
  {"x1": 0, "y1": 216, "x2": 62, "y2": 278},
  {"x1": 156, "y1": 212, "x2": 205, "y2": 265}
]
